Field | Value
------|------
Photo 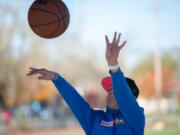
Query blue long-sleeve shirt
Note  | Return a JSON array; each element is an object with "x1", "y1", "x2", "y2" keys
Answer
[{"x1": 52, "y1": 68, "x2": 145, "y2": 135}]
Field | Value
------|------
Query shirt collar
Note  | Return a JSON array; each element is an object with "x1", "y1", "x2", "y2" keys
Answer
[{"x1": 106, "y1": 106, "x2": 120, "y2": 115}]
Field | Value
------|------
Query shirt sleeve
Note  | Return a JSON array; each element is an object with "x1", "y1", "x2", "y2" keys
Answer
[
  {"x1": 52, "y1": 73, "x2": 94, "y2": 134},
  {"x1": 109, "y1": 68, "x2": 145, "y2": 135}
]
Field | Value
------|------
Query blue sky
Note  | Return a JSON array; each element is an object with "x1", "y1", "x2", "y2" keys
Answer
[
  {"x1": 68, "y1": 0, "x2": 180, "y2": 50},
  {"x1": 2, "y1": 0, "x2": 180, "y2": 69}
]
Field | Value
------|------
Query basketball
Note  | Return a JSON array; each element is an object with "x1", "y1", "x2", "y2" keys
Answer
[{"x1": 28, "y1": 0, "x2": 70, "y2": 39}]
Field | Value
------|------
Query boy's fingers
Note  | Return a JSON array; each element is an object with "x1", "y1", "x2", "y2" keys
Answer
[
  {"x1": 105, "y1": 35, "x2": 110, "y2": 45},
  {"x1": 27, "y1": 67, "x2": 47, "y2": 78},
  {"x1": 27, "y1": 69, "x2": 41, "y2": 76},
  {"x1": 29, "y1": 67, "x2": 44, "y2": 73},
  {"x1": 27, "y1": 72, "x2": 36, "y2": 76},
  {"x1": 112, "y1": 32, "x2": 117, "y2": 44},
  {"x1": 122, "y1": 40, "x2": 127, "y2": 46},
  {"x1": 29, "y1": 67, "x2": 43, "y2": 72},
  {"x1": 116, "y1": 33, "x2": 121, "y2": 45},
  {"x1": 118, "y1": 41, "x2": 127, "y2": 50},
  {"x1": 30, "y1": 70, "x2": 38, "y2": 74},
  {"x1": 29, "y1": 67, "x2": 38, "y2": 70},
  {"x1": 27, "y1": 73, "x2": 34, "y2": 76}
]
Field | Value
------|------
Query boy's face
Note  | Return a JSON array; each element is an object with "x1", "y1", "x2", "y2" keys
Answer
[{"x1": 106, "y1": 86, "x2": 119, "y2": 110}]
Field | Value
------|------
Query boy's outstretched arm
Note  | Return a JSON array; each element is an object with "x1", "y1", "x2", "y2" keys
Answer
[{"x1": 27, "y1": 67, "x2": 94, "y2": 134}]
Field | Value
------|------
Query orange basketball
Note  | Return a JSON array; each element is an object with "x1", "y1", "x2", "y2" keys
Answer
[{"x1": 28, "y1": 0, "x2": 70, "y2": 39}]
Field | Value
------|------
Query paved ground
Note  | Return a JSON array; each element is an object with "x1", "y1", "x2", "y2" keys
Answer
[{"x1": 14, "y1": 127, "x2": 84, "y2": 135}]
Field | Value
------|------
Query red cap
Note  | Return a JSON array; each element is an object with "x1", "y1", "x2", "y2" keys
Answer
[
  {"x1": 101, "y1": 77, "x2": 112, "y2": 93},
  {"x1": 101, "y1": 76, "x2": 140, "y2": 98}
]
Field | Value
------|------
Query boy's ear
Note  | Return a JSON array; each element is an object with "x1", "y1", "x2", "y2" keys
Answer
[{"x1": 109, "y1": 86, "x2": 113, "y2": 91}]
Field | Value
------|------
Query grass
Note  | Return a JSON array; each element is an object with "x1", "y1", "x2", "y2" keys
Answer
[
  {"x1": 57, "y1": 129, "x2": 180, "y2": 135},
  {"x1": 145, "y1": 129, "x2": 180, "y2": 135}
]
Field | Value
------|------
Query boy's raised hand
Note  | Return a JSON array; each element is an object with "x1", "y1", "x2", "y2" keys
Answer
[{"x1": 105, "y1": 32, "x2": 126, "y2": 66}]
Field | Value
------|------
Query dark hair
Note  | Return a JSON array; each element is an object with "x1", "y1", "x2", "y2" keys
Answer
[{"x1": 125, "y1": 77, "x2": 139, "y2": 98}]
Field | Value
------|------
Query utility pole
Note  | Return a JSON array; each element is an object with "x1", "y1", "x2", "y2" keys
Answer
[{"x1": 154, "y1": 0, "x2": 162, "y2": 116}]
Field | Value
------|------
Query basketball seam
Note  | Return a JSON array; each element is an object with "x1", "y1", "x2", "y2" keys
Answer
[
  {"x1": 29, "y1": 6, "x2": 60, "y2": 38},
  {"x1": 30, "y1": 13, "x2": 69, "y2": 27},
  {"x1": 45, "y1": 0, "x2": 69, "y2": 38},
  {"x1": 61, "y1": 2, "x2": 70, "y2": 33},
  {"x1": 29, "y1": 8, "x2": 59, "y2": 25},
  {"x1": 50, "y1": 0, "x2": 66, "y2": 34},
  {"x1": 45, "y1": 0, "x2": 66, "y2": 38}
]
